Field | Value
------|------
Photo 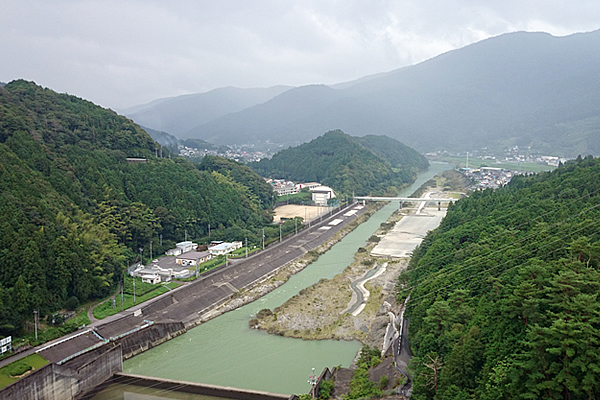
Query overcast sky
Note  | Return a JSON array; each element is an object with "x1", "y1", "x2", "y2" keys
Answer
[{"x1": 2, "y1": 1, "x2": 599, "y2": 110}]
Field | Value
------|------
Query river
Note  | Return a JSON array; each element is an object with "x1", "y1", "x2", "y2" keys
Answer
[{"x1": 93, "y1": 162, "x2": 452, "y2": 398}]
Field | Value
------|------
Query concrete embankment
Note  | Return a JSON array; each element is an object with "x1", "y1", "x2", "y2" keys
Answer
[
  {"x1": 103, "y1": 373, "x2": 298, "y2": 400},
  {"x1": 1, "y1": 344, "x2": 122, "y2": 400}
]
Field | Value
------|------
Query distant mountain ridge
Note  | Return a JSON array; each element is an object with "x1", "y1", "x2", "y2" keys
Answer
[
  {"x1": 130, "y1": 30, "x2": 600, "y2": 157},
  {"x1": 124, "y1": 85, "x2": 292, "y2": 136}
]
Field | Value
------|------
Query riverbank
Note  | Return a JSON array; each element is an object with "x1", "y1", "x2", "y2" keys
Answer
[
  {"x1": 252, "y1": 213, "x2": 407, "y2": 348},
  {"x1": 198, "y1": 202, "x2": 383, "y2": 321},
  {"x1": 252, "y1": 187, "x2": 460, "y2": 349}
]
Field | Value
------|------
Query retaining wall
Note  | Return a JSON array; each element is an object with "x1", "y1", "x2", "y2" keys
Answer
[{"x1": 114, "y1": 321, "x2": 186, "y2": 359}]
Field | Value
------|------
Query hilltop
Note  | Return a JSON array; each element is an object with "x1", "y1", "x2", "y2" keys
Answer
[{"x1": 249, "y1": 130, "x2": 428, "y2": 196}]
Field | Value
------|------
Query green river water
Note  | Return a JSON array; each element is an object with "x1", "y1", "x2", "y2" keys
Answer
[{"x1": 94, "y1": 162, "x2": 452, "y2": 398}]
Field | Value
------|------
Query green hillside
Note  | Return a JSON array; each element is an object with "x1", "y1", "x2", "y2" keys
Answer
[
  {"x1": 0, "y1": 80, "x2": 273, "y2": 335},
  {"x1": 355, "y1": 134, "x2": 429, "y2": 170},
  {"x1": 249, "y1": 130, "x2": 428, "y2": 196},
  {"x1": 400, "y1": 156, "x2": 600, "y2": 399}
]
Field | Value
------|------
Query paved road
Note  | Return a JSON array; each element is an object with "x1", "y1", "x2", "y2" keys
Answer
[{"x1": 1, "y1": 202, "x2": 367, "y2": 367}]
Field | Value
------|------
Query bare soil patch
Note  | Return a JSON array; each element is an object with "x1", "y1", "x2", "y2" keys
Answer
[{"x1": 273, "y1": 204, "x2": 330, "y2": 223}]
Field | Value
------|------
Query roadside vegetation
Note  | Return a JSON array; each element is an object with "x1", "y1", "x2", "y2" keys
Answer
[
  {"x1": 0, "y1": 353, "x2": 48, "y2": 389},
  {"x1": 93, "y1": 276, "x2": 180, "y2": 320}
]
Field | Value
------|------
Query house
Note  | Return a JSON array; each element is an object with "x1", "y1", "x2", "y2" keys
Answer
[
  {"x1": 131, "y1": 263, "x2": 190, "y2": 282},
  {"x1": 208, "y1": 241, "x2": 243, "y2": 256},
  {"x1": 311, "y1": 185, "x2": 336, "y2": 206},
  {"x1": 166, "y1": 241, "x2": 198, "y2": 256},
  {"x1": 175, "y1": 250, "x2": 212, "y2": 266},
  {"x1": 135, "y1": 268, "x2": 161, "y2": 284}
]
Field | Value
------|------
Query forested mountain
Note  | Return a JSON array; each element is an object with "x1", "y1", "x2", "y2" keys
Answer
[
  {"x1": 249, "y1": 130, "x2": 428, "y2": 196},
  {"x1": 0, "y1": 80, "x2": 273, "y2": 335},
  {"x1": 355, "y1": 134, "x2": 429, "y2": 170},
  {"x1": 123, "y1": 85, "x2": 292, "y2": 137},
  {"x1": 176, "y1": 30, "x2": 600, "y2": 157},
  {"x1": 399, "y1": 156, "x2": 600, "y2": 399}
]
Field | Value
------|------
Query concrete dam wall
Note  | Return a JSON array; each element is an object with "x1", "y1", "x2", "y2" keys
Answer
[
  {"x1": 1, "y1": 344, "x2": 122, "y2": 400},
  {"x1": 109, "y1": 373, "x2": 298, "y2": 400}
]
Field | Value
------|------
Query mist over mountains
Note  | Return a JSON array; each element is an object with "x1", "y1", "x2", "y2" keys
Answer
[
  {"x1": 127, "y1": 30, "x2": 600, "y2": 157},
  {"x1": 123, "y1": 86, "x2": 291, "y2": 137}
]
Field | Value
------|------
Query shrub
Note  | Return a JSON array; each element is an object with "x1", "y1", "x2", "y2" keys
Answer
[
  {"x1": 9, "y1": 362, "x2": 32, "y2": 377},
  {"x1": 379, "y1": 374, "x2": 389, "y2": 390},
  {"x1": 319, "y1": 379, "x2": 334, "y2": 399},
  {"x1": 65, "y1": 296, "x2": 79, "y2": 310}
]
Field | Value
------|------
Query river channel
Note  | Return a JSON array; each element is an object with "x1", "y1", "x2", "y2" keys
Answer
[{"x1": 99, "y1": 162, "x2": 452, "y2": 398}]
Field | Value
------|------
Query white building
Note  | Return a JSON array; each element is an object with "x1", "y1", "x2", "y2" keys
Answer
[
  {"x1": 135, "y1": 268, "x2": 161, "y2": 284},
  {"x1": 131, "y1": 263, "x2": 190, "y2": 283},
  {"x1": 311, "y1": 186, "x2": 336, "y2": 206},
  {"x1": 208, "y1": 241, "x2": 243, "y2": 256},
  {"x1": 273, "y1": 182, "x2": 298, "y2": 196},
  {"x1": 166, "y1": 241, "x2": 198, "y2": 256}
]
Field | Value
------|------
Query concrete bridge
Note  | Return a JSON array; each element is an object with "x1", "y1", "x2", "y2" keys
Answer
[{"x1": 353, "y1": 196, "x2": 457, "y2": 203}]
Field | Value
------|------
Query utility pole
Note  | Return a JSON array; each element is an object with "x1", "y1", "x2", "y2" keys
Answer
[
  {"x1": 208, "y1": 223, "x2": 211, "y2": 238},
  {"x1": 33, "y1": 310, "x2": 38, "y2": 341},
  {"x1": 279, "y1": 223, "x2": 282, "y2": 242},
  {"x1": 262, "y1": 228, "x2": 265, "y2": 250},
  {"x1": 295, "y1": 218, "x2": 297, "y2": 235},
  {"x1": 308, "y1": 367, "x2": 317, "y2": 400},
  {"x1": 245, "y1": 237, "x2": 248, "y2": 258},
  {"x1": 160, "y1": 233, "x2": 163, "y2": 247},
  {"x1": 150, "y1": 240, "x2": 152, "y2": 261}
]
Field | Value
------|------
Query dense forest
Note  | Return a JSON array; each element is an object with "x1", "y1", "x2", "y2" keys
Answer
[
  {"x1": 399, "y1": 156, "x2": 600, "y2": 399},
  {"x1": 0, "y1": 80, "x2": 274, "y2": 335},
  {"x1": 354, "y1": 134, "x2": 430, "y2": 170},
  {"x1": 249, "y1": 130, "x2": 428, "y2": 196}
]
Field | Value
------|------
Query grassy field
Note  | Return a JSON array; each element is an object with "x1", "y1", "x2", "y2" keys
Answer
[
  {"x1": 0, "y1": 353, "x2": 48, "y2": 389},
  {"x1": 93, "y1": 281, "x2": 181, "y2": 320},
  {"x1": 437, "y1": 156, "x2": 556, "y2": 173}
]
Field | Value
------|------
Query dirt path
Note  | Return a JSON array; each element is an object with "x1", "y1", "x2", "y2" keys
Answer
[{"x1": 87, "y1": 282, "x2": 122, "y2": 323}]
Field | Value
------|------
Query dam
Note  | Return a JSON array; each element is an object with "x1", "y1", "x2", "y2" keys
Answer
[{"x1": 99, "y1": 162, "x2": 453, "y2": 397}]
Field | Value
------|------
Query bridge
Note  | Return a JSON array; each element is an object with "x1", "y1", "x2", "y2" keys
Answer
[{"x1": 353, "y1": 196, "x2": 457, "y2": 202}]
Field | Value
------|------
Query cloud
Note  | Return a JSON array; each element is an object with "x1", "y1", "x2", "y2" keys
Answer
[{"x1": 2, "y1": 0, "x2": 599, "y2": 110}]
